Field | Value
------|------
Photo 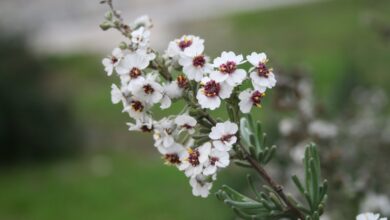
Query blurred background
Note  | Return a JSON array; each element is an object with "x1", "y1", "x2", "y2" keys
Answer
[{"x1": 0, "y1": 0, "x2": 389, "y2": 219}]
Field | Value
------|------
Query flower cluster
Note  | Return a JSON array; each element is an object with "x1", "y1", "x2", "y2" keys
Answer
[{"x1": 102, "y1": 12, "x2": 276, "y2": 197}]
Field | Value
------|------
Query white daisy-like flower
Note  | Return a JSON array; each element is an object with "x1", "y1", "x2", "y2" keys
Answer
[
  {"x1": 189, "y1": 174, "x2": 213, "y2": 198},
  {"x1": 210, "y1": 51, "x2": 246, "y2": 86},
  {"x1": 131, "y1": 26, "x2": 151, "y2": 49},
  {"x1": 116, "y1": 51, "x2": 151, "y2": 85},
  {"x1": 131, "y1": 15, "x2": 153, "y2": 30},
  {"x1": 130, "y1": 75, "x2": 163, "y2": 105},
  {"x1": 179, "y1": 54, "x2": 212, "y2": 82},
  {"x1": 178, "y1": 142, "x2": 211, "y2": 177},
  {"x1": 203, "y1": 148, "x2": 230, "y2": 176},
  {"x1": 166, "y1": 35, "x2": 204, "y2": 59},
  {"x1": 209, "y1": 121, "x2": 238, "y2": 151},
  {"x1": 153, "y1": 117, "x2": 176, "y2": 149},
  {"x1": 102, "y1": 48, "x2": 123, "y2": 76},
  {"x1": 175, "y1": 115, "x2": 197, "y2": 134},
  {"x1": 238, "y1": 89, "x2": 266, "y2": 113},
  {"x1": 356, "y1": 212, "x2": 387, "y2": 220},
  {"x1": 247, "y1": 52, "x2": 276, "y2": 92},
  {"x1": 196, "y1": 77, "x2": 233, "y2": 110},
  {"x1": 122, "y1": 97, "x2": 147, "y2": 119},
  {"x1": 126, "y1": 115, "x2": 154, "y2": 132}
]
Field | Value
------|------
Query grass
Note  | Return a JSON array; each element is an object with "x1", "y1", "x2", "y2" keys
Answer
[{"x1": 0, "y1": 151, "x2": 238, "y2": 220}]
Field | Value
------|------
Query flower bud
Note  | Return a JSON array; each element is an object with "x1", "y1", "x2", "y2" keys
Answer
[
  {"x1": 118, "y1": 42, "x2": 128, "y2": 50},
  {"x1": 105, "y1": 11, "x2": 113, "y2": 20},
  {"x1": 99, "y1": 21, "x2": 112, "y2": 31}
]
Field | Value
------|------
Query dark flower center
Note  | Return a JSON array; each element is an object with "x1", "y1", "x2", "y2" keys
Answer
[
  {"x1": 143, "y1": 84, "x2": 154, "y2": 94},
  {"x1": 210, "y1": 157, "x2": 219, "y2": 166},
  {"x1": 178, "y1": 38, "x2": 193, "y2": 50},
  {"x1": 130, "y1": 67, "x2": 141, "y2": 79},
  {"x1": 111, "y1": 56, "x2": 118, "y2": 64},
  {"x1": 257, "y1": 62, "x2": 270, "y2": 78},
  {"x1": 219, "y1": 61, "x2": 237, "y2": 74},
  {"x1": 131, "y1": 100, "x2": 144, "y2": 112},
  {"x1": 251, "y1": 91, "x2": 265, "y2": 106},
  {"x1": 192, "y1": 55, "x2": 206, "y2": 67},
  {"x1": 221, "y1": 134, "x2": 234, "y2": 143},
  {"x1": 177, "y1": 75, "x2": 189, "y2": 89},
  {"x1": 140, "y1": 125, "x2": 153, "y2": 132},
  {"x1": 182, "y1": 124, "x2": 193, "y2": 129},
  {"x1": 165, "y1": 153, "x2": 181, "y2": 165},
  {"x1": 203, "y1": 80, "x2": 220, "y2": 97},
  {"x1": 188, "y1": 149, "x2": 200, "y2": 167}
]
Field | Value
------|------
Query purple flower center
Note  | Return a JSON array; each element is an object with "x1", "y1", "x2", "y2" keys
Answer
[
  {"x1": 111, "y1": 56, "x2": 118, "y2": 64},
  {"x1": 165, "y1": 153, "x2": 181, "y2": 165},
  {"x1": 193, "y1": 55, "x2": 206, "y2": 67},
  {"x1": 221, "y1": 134, "x2": 234, "y2": 143},
  {"x1": 177, "y1": 75, "x2": 189, "y2": 89},
  {"x1": 188, "y1": 150, "x2": 200, "y2": 167},
  {"x1": 210, "y1": 157, "x2": 219, "y2": 166},
  {"x1": 203, "y1": 80, "x2": 221, "y2": 97},
  {"x1": 131, "y1": 100, "x2": 144, "y2": 112},
  {"x1": 257, "y1": 62, "x2": 270, "y2": 78},
  {"x1": 219, "y1": 61, "x2": 237, "y2": 74},
  {"x1": 178, "y1": 38, "x2": 193, "y2": 50},
  {"x1": 143, "y1": 84, "x2": 155, "y2": 94},
  {"x1": 251, "y1": 91, "x2": 265, "y2": 106},
  {"x1": 130, "y1": 67, "x2": 141, "y2": 78}
]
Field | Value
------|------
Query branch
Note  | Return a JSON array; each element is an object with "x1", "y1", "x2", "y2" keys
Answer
[{"x1": 237, "y1": 142, "x2": 306, "y2": 220}]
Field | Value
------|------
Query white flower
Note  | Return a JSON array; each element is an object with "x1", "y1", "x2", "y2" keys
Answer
[
  {"x1": 126, "y1": 115, "x2": 154, "y2": 132},
  {"x1": 175, "y1": 115, "x2": 197, "y2": 134},
  {"x1": 166, "y1": 35, "x2": 204, "y2": 59},
  {"x1": 179, "y1": 54, "x2": 212, "y2": 82},
  {"x1": 102, "y1": 48, "x2": 123, "y2": 76},
  {"x1": 247, "y1": 52, "x2": 276, "y2": 92},
  {"x1": 196, "y1": 77, "x2": 233, "y2": 110},
  {"x1": 111, "y1": 84, "x2": 126, "y2": 105},
  {"x1": 130, "y1": 75, "x2": 163, "y2": 105},
  {"x1": 123, "y1": 97, "x2": 148, "y2": 119},
  {"x1": 116, "y1": 51, "x2": 151, "y2": 84},
  {"x1": 131, "y1": 15, "x2": 153, "y2": 30},
  {"x1": 209, "y1": 121, "x2": 238, "y2": 151},
  {"x1": 238, "y1": 89, "x2": 266, "y2": 113},
  {"x1": 189, "y1": 174, "x2": 213, "y2": 198},
  {"x1": 356, "y1": 212, "x2": 387, "y2": 220},
  {"x1": 203, "y1": 148, "x2": 230, "y2": 176},
  {"x1": 178, "y1": 142, "x2": 211, "y2": 177},
  {"x1": 160, "y1": 143, "x2": 187, "y2": 167},
  {"x1": 210, "y1": 51, "x2": 246, "y2": 86},
  {"x1": 131, "y1": 26, "x2": 150, "y2": 49},
  {"x1": 153, "y1": 118, "x2": 176, "y2": 149}
]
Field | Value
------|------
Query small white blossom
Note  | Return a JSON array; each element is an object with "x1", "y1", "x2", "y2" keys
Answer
[
  {"x1": 123, "y1": 97, "x2": 147, "y2": 119},
  {"x1": 247, "y1": 52, "x2": 276, "y2": 92},
  {"x1": 196, "y1": 77, "x2": 233, "y2": 110},
  {"x1": 111, "y1": 84, "x2": 126, "y2": 105},
  {"x1": 179, "y1": 54, "x2": 212, "y2": 82},
  {"x1": 166, "y1": 35, "x2": 204, "y2": 59},
  {"x1": 131, "y1": 75, "x2": 163, "y2": 105},
  {"x1": 175, "y1": 115, "x2": 197, "y2": 134},
  {"x1": 209, "y1": 121, "x2": 238, "y2": 151},
  {"x1": 153, "y1": 118, "x2": 176, "y2": 149},
  {"x1": 116, "y1": 51, "x2": 151, "y2": 84},
  {"x1": 210, "y1": 51, "x2": 246, "y2": 86},
  {"x1": 238, "y1": 89, "x2": 266, "y2": 113},
  {"x1": 356, "y1": 212, "x2": 387, "y2": 220},
  {"x1": 203, "y1": 148, "x2": 230, "y2": 176},
  {"x1": 126, "y1": 115, "x2": 154, "y2": 132},
  {"x1": 179, "y1": 142, "x2": 211, "y2": 177},
  {"x1": 102, "y1": 48, "x2": 123, "y2": 76},
  {"x1": 131, "y1": 26, "x2": 151, "y2": 49},
  {"x1": 189, "y1": 174, "x2": 213, "y2": 198},
  {"x1": 160, "y1": 143, "x2": 187, "y2": 167}
]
